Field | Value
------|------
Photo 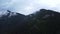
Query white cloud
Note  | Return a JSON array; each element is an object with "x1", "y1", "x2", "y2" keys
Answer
[{"x1": 0, "y1": 0, "x2": 60, "y2": 15}]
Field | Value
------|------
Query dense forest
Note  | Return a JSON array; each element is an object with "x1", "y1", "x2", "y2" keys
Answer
[{"x1": 0, "y1": 9, "x2": 60, "y2": 34}]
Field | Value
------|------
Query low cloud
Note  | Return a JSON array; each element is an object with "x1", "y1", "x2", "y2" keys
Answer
[{"x1": 0, "y1": 0, "x2": 60, "y2": 15}]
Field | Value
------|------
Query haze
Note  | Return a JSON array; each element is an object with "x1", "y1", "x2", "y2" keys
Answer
[{"x1": 0, "y1": 0, "x2": 60, "y2": 15}]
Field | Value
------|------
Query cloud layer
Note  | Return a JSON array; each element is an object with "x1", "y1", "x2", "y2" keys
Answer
[{"x1": 0, "y1": 0, "x2": 60, "y2": 15}]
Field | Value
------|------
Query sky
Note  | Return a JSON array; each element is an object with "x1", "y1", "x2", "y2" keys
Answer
[{"x1": 0, "y1": 0, "x2": 60, "y2": 15}]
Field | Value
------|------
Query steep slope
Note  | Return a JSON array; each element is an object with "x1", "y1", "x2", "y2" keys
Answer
[
  {"x1": 26, "y1": 9, "x2": 60, "y2": 34},
  {"x1": 0, "y1": 9, "x2": 60, "y2": 34},
  {"x1": 0, "y1": 10, "x2": 27, "y2": 34}
]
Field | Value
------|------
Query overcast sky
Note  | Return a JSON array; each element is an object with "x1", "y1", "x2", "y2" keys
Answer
[{"x1": 0, "y1": 0, "x2": 60, "y2": 15}]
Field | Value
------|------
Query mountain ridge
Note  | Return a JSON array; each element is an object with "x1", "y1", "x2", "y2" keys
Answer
[{"x1": 0, "y1": 9, "x2": 60, "y2": 34}]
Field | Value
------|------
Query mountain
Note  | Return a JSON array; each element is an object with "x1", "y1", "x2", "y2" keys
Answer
[
  {"x1": 0, "y1": 10, "x2": 27, "y2": 34},
  {"x1": 26, "y1": 9, "x2": 60, "y2": 34},
  {"x1": 0, "y1": 9, "x2": 60, "y2": 34}
]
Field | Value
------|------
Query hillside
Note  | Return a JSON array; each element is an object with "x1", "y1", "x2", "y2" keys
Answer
[
  {"x1": 0, "y1": 10, "x2": 27, "y2": 34},
  {"x1": 0, "y1": 9, "x2": 60, "y2": 34},
  {"x1": 26, "y1": 9, "x2": 60, "y2": 34}
]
